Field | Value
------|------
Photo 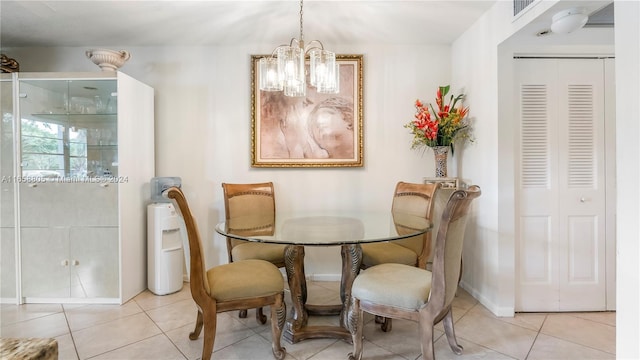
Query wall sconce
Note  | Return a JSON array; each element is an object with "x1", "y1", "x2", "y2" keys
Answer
[{"x1": 550, "y1": 7, "x2": 589, "y2": 34}]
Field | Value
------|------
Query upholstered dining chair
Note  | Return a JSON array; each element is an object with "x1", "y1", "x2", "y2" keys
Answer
[
  {"x1": 165, "y1": 186, "x2": 286, "y2": 360},
  {"x1": 347, "y1": 186, "x2": 481, "y2": 360},
  {"x1": 360, "y1": 181, "x2": 439, "y2": 331},
  {"x1": 221, "y1": 182, "x2": 286, "y2": 322}
]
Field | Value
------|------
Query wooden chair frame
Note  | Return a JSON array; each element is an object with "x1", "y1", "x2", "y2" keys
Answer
[
  {"x1": 348, "y1": 186, "x2": 481, "y2": 360},
  {"x1": 361, "y1": 181, "x2": 439, "y2": 331},
  {"x1": 166, "y1": 187, "x2": 286, "y2": 360},
  {"x1": 361, "y1": 181, "x2": 439, "y2": 270},
  {"x1": 222, "y1": 182, "x2": 285, "y2": 267},
  {"x1": 221, "y1": 182, "x2": 286, "y2": 322}
]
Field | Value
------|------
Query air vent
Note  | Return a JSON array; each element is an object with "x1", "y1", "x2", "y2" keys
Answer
[{"x1": 514, "y1": 0, "x2": 536, "y2": 16}]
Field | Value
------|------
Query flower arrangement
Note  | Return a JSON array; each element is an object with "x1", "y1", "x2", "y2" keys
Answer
[{"x1": 404, "y1": 85, "x2": 471, "y2": 154}]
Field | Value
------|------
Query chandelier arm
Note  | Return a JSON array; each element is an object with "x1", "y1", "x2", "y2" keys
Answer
[
  {"x1": 268, "y1": 44, "x2": 293, "y2": 58},
  {"x1": 304, "y1": 40, "x2": 325, "y2": 53},
  {"x1": 289, "y1": 38, "x2": 302, "y2": 49}
]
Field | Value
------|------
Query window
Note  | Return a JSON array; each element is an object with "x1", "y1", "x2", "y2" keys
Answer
[{"x1": 21, "y1": 119, "x2": 87, "y2": 178}]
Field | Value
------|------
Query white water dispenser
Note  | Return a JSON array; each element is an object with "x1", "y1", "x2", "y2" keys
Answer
[{"x1": 148, "y1": 177, "x2": 185, "y2": 295}]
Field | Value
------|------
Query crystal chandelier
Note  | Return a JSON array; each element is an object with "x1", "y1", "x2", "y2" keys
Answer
[{"x1": 258, "y1": 0, "x2": 339, "y2": 97}]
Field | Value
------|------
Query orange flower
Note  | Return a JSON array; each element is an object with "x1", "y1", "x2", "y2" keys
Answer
[{"x1": 404, "y1": 85, "x2": 473, "y2": 151}]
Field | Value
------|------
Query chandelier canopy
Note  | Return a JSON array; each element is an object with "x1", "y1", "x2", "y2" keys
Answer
[{"x1": 258, "y1": 0, "x2": 339, "y2": 97}]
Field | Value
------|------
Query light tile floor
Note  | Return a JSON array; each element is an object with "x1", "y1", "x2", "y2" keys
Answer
[{"x1": 1, "y1": 281, "x2": 616, "y2": 360}]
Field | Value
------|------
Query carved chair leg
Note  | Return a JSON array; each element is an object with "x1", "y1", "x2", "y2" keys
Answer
[
  {"x1": 347, "y1": 298, "x2": 363, "y2": 360},
  {"x1": 443, "y1": 307, "x2": 463, "y2": 355},
  {"x1": 270, "y1": 294, "x2": 287, "y2": 360},
  {"x1": 418, "y1": 316, "x2": 435, "y2": 360},
  {"x1": 238, "y1": 309, "x2": 248, "y2": 318},
  {"x1": 256, "y1": 307, "x2": 267, "y2": 324},
  {"x1": 189, "y1": 309, "x2": 204, "y2": 340},
  {"x1": 200, "y1": 309, "x2": 217, "y2": 360}
]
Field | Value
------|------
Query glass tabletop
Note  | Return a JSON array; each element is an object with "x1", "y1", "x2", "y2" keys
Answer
[{"x1": 215, "y1": 210, "x2": 431, "y2": 246}]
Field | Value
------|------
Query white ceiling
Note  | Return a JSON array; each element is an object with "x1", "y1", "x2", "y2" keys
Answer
[{"x1": 1, "y1": 0, "x2": 499, "y2": 47}]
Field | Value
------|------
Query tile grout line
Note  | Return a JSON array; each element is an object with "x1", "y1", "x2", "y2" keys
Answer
[
  {"x1": 523, "y1": 313, "x2": 547, "y2": 360},
  {"x1": 136, "y1": 298, "x2": 190, "y2": 360},
  {"x1": 61, "y1": 304, "x2": 81, "y2": 360},
  {"x1": 74, "y1": 303, "x2": 178, "y2": 360}
]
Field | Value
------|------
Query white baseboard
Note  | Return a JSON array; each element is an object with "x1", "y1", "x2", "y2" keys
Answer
[{"x1": 459, "y1": 280, "x2": 514, "y2": 317}]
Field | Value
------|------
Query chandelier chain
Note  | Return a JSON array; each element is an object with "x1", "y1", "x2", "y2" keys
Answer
[
  {"x1": 299, "y1": 0, "x2": 304, "y2": 45},
  {"x1": 258, "y1": 0, "x2": 338, "y2": 96}
]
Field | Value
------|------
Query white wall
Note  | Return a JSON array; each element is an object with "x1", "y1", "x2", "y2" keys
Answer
[
  {"x1": 4, "y1": 43, "x2": 452, "y2": 276},
  {"x1": 453, "y1": 0, "x2": 639, "y2": 357},
  {"x1": 613, "y1": 1, "x2": 640, "y2": 357}
]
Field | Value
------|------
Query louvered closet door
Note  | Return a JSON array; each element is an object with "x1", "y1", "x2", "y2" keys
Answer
[{"x1": 516, "y1": 59, "x2": 606, "y2": 311}]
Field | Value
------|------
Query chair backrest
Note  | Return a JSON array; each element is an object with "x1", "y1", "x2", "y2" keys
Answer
[
  {"x1": 428, "y1": 185, "x2": 481, "y2": 311},
  {"x1": 391, "y1": 181, "x2": 439, "y2": 267},
  {"x1": 221, "y1": 182, "x2": 276, "y2": 261},
  {"x1": 165, "y1": 186, "x2": 214, "y2": 310}
]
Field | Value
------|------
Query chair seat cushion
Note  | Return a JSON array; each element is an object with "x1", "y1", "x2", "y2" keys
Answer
[
  {"x1": 361, "y1": 242, "x2": 417, "y2": 267},
  {"x1": 207, "y1": 259, "x2": 284, "y2": 301},
  {"x1": 232, "y1": 242, "x2": 286, "y2": 264},
  {"x1": 352, "y1": 263, "x2": 432, "y2": 311}
]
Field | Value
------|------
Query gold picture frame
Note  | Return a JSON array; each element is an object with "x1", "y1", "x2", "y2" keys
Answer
[{"x1": 251, "y1": 54, "x2": 363, "y2": 167}]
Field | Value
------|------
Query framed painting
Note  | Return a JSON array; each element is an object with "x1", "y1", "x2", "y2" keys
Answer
[{"x1": 251, "y1": 54, "x2": 363, "y2": 167}]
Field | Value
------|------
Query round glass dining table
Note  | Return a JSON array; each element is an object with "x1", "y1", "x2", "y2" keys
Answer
[{"x1": 215, "y1": 210, "x2": 431, "y2": 344}]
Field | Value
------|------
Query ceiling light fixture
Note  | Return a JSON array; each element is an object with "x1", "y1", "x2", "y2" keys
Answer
[
  {"x1": 550, "y1": 7, "x2": 589, "y2": 34},
  {"x1": 258, "y1": 0, "x2": 339, "y2": 97}
]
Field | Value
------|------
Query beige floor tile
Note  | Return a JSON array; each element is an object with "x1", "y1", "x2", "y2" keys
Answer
[
  {"x1": 361, "y1": 317, "x2": 426, "y2": 360},
  {"x1": 54, "y1": 333, "x2": 79, "y2": 360},
  {"x1": 453, "y1": 308, "x2": 538, "y2": 359},
  {"x1": 90, "y1": 333, "x2": 186, "y2": 360},
  {"x1": 314, "y1": 338, "x2": 406, "y2": 360},
  {"x1": 431, "y1": 336, "x2": 517, "y2": 360},
  {"x1": 164, "y1": 324, "x2": 209, "y2": 360},
  {"x1": 305, "y1": 282, "x2": 342, "y2": 306},
  {"x1": 528, "y1": 333, "x2": 615, "y2": 360},
  {"x1": 64, "y1": 301, "x2": 143, "y2": 331},
  {"x1": 312, "y1": 280, "x2": 341, "y2": 293},
  {"x1": 212, "y1": 333, "x2": 285, "y2": 360},
  {"x1": 145, "y1": 298, "x2": 198, "y2": 332},
  {"x1": 452, "y1": 288, "x2": 479, "y2": 311},
  {"x1": 2, "y1": 281, "x2": 620, "y2": 360},
  {"x1": 0, "y1": 303, "x2": 63, "y2": 326},
  {"x1": 0, "y1": 312, "x2": 69, "y2": 338},
  {"x1": 502, "y1": 312, "x2": 547, "y2": 332},
  {"x1": 72, "y1": 312, "x2": 162, "y2": 359},
  {"x1": 541, "y1": 314, "x2": 615, "y2": 354},
  {"x1": 282, "y1": 337, "x2": 340, "y2": 360},
  {"x1": 165, "y1": 312, "x2": 256, "y2": 359},
  {"x1": 133, "y1": 284, "x2": 191, "y2": 311},
  {"x1": 571, "y1": 311, "x2": 616, "y2": 327},
  {"x1": 434, "y1": 306, "x2": 469, "y2": 332},
  {"x1": 232, "y1": 306, "x2": 277, "y2": 332},
  {"x1": 470, "y1": 305, "x2": 547, "y2": 332}
]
